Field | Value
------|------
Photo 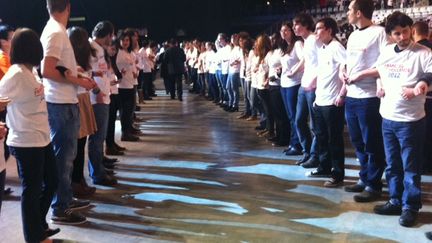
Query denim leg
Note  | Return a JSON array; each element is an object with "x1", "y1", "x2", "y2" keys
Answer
[
  {"x1": 295, "y1": 87, "x2": 312, "y2": 153},
  {"x1": 243, "y1": 80, "x2": 252, "y2": 116},
  {"x1": 11, "y1": 145, "x2": 58, "y2": 243},
  {"x1": 221, "y1": 74, "x2": 229, "y2": 104},
  {"x1": 250, "y1": 87, "x2": 259, "y2": 116},
  {"x1": 305, "y1": 90, "x2": 318, "y2": 157},
  {"x1": 226, "y1": 74, "x2": 234, "y2": 107},
  {"x1": 314, "y1": 106, "x2": 331, "y2": 172},
  {"x1": 281, "y1": 85, "x2": 301, "y2": 148},
  {"x1": 88, "y1": 104, "x2": 109, "y2": 181},
  {"x1": 258, "y1": 89, "x2": 274, "y2": 134},
  {"x1": 397, "y1": 119, "x2": 424, "y2": 211},
  {"x1": 269, "y1": 86, "x2": 289, "y2": 143},
  {"x1": 215, "y1": 70, "x2": 224, "y2": 102},
  {"x1": 345, "y1": 97, "x2": 385, "y2": 192},
  {"x1": 232, "y1": 73, "x2": 241, "y2": 108},
  {"x1": 47, "y1": 103, "x2": 79, "y2": 213}
]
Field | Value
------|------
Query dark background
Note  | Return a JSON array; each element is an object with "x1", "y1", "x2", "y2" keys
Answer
[{"x1": 0, "y1": 0, "x2": 306, "y2": 42}]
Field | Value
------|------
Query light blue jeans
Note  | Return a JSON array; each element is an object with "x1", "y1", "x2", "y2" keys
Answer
[{"x1": 88, "y1": 104, "x2": 109, "y2": 181}]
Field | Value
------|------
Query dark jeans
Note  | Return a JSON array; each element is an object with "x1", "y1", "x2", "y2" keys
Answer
[
  {"x1": 0, "y1": 169, "x2": 4, "y2": 214},
  {"x1": 208, "y1": 73, "x2": 219, "y2": 101},
  {"x1": 345, "y1": 97, "x2": 385, "y2": 192},
  {"x1": 106, "y1": 94, "x2": 121, "y2": 147},
  {"x1": 295, "y1": 87, "x2": 318, "y2": 156},
  {"x1": 10, "y1": 144, "x2": 58, "y2": 243},
  {"x1": 383, "y1": 118, "x2": 425, "y2": 211},
  {"x1": 258, "y1": 89, "x2": 274, "y2": 134},
  {"x1": 191, "y1": 68, "x2": 199, "y2": 92},
  {"x1": 281, "y1": 85, "x2": 301, "y2": 148},
  {"x1": 314, "y1": 105, "x2": 345, "y2": 181},
  {"x1": 72, "y1": 137, "x2": 87, "y2": 183},
  {"x1": 140, "y1": 72, "x2": 153, "y2": 99},
  {"x1": 198, "y1": 73, "x2": 206, "y2": 95},
  {"x1": 169, "y1": 74, "x2": 183, "y2": 100},
  {"x1": 269, "y1": 86, "x2": 289, "y2": 144},
  {"x1": 118, "y1": 88, "x2": 135, "y2": 134},
  {"x1": 424, "y1": 98, "x2": 432, "y2": 172}
]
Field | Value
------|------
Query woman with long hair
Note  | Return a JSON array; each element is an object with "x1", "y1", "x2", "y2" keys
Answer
[{"x1": 279, "y1": 21, "x2": 304, "y2": 160}]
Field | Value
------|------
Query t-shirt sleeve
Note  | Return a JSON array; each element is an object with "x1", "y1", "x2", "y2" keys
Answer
[
  {"x1": 334, "y1": 42, "x2": 346, "y2": 66},
  {"x1": 43, "y1": 32, "x2": 63, "y2": 60},
  {"x1": 295, "y1": 41, "x2": 304, "y2": 60}
]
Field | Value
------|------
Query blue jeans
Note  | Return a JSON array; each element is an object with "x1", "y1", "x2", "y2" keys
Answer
[
  {"x1": 10, "y1": 144, "x2": 58, "y2": 243},
  {"x1": 226, "y1": 72, "x2": 241, "y2": 108},
  {"x1": 382, "y1": 118, "x2": 425, "y2": 211},
  {"x1": 345, "y1": 97, "x2": 385, "y2": 192},
  {"x1": 208, "y1": 73, "x2": 219, "y2": 102},
  {"x1": 250, "y1": 87, "x2": 260, "y2": 117},
  {"x1": 241, "y1": 79, "x2": 252, "y2": 116},
  {"x1": 47, "y1": 103, "x2": 79, "y2": 213},
  {"x1": 215, "y1": 70, "x2": 224, "y2": 103},
  {"x1": 295, "y1": 87, "x2": 318, "y2": 155},
  {"x1": 281, "y1": 85, "x2": 301, "y2": 148},
  {"x1": 88, "y1": 104, "x2": 109, "y2": 181}
]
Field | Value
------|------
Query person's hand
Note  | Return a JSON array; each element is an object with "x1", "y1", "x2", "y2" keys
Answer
[
  {"x1": 347, "y1": 72, "x2": 362, "y2": 84},
  {"x1": 96, "y1": 92, "x2": 107, "y2": 104},
  {"x1": 93, "y1": 71, "x2": 104, "y2": 77},
  {"x1": 110, "y1": 80, "x2": 120, "y2": 85},
  {"x1": 376, "y1": 88, "x2": 385, "y2": 98},
  {"x1": 34, "y1": 84, "x2": 44, "y2": 97},
  {"x1": 121, "y1": 69, "x2": 127, "y2": 75},
  {"x1": 401, "y1": 87, "x2": 415, "y2": 100},
  {"x1": 0, "y1": 122, "x2": 7, "y2": 139},
  {"x1": 334, "y1": 96, "x2": 345, "y2": 107},
  {"x1": 414, "y1": 81, "x2": 428, "y2": 96},
  {"x1": 133, "y1": 72, "x2": 138, "y2": 79}
]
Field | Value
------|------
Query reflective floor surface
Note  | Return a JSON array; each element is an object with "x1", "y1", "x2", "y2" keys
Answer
[{"x1": 1, "y1": 83, "x2": 432, "y2": 243}]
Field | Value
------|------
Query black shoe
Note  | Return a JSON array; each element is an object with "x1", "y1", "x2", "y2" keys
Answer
[
  {"x1": 105, "y1": 168, "x2": 116, "y2": 175},
  {"x1": 307, "y1": 169, "x2": 332, "y2": 178},
  {"x1": 105, "y1": 146, "x2": 124, "y2": 156},
  {"x1": 45, "y1": 228, "x2": 60, "y2": 237},
  {"x1": 255, "y1": 126, "x2": 265, "y2": 131},
  {"x1": 323, "y1": 178, "x2": 344, "y2": 188},
  {"x1": 121, "y1": 133, "x2": 139, "y2": 142},
  {"x1": 374, "y1": 201, "x2": 402, "y2": 215},
  {"x1": 103, "y1": 163, "x2": 116, "y2": 170},
  {"x1": 353, "y1": 190, "x2": 381, "y2": 203},
  {"x1": 425, "y1": 231, "x2": 432, "y2": 240},
  {"x1": 3, "y1": 187, "x2": 12, "y2": 196},
  {"x1": 267, "y1": 136, "x2": 279, "y2": 142},
  {"x1": 223, "y1": 106, "x2": 231, "y2": 111},
  {"x1": 229, "y1": 107, "x2": 239, "y2": 112},
  {"x1": 179, "y1": 97, "x2": 183, "y2": 101},
  {"x1": 51, "y1": 210, "x2": 87, "y2": 225},
  {"x1": 93, "y1": 175, "x2": 118, "y2": 186},
  {"x1": 114, "y1": 143, "x2": 126, "y2": 151},
  {"x1": 285, "y1": 147, "x2": 303, "y2": 156},
  {"x1": 143, "y1": 97, "x2": 153, "y2": 100},
  {"x1": 103, "y1": 156, "x2": 118, "y2": 164},
  {"x1": 301, "y1": 157, "x2": 320, "y2": 168},
  {"x1": 344, "y1": 183, "x2": 365, "y2": 193},
  {"x1": 296, "y1": 154, "x2": 310, "y2": 165},
  {"x1": 399, "y1": 209, "x2": 418, "y2": 227},
  {"x1": 68, "y1": 198, "x2": 90, "y2": 210}
]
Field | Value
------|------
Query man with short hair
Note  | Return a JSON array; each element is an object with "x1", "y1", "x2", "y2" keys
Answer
[
  {"x1": 41, "y1": 0, "x2": 96, "y2": 225},
  {"x1": 164, "y1": 38, "x2": 186, "y2": 101},
  {"x1": 342, "y1": 0, "x2": 387, "y2": 203},
  {"x1": 373, "y1": 11, "x2": 432, "y2": 227}
]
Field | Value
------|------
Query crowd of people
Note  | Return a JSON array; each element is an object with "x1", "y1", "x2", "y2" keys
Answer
[{"x1": 0, "y1": 0, "x2": 432, "y2": 242}]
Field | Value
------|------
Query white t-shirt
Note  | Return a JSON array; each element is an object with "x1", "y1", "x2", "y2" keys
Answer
[
  {"x1": 346, "y1": 25, "x2": 388, "y2": 98},
  {"x1": 254, "y1": 57, "x2": 269, "y2": 90},
  {"x1": 187, "y1": 47, "x2": 198, "y2": 67},
  {"x1": 266, "y1": 49, "x2": 283, "y2": 86},
  {"x1": 197, "y1": 51, "x2": 207, "y2": 74},
  {"x1": 206, "y1": 50, "x2": 217, "y2": 74},
  {"x1": 245, "y1": 50, "x2": 254, "y2": 82},
  {"x1": 219, "y1": 45, "x2": 232, "y2": 75},
  {"x1": 107, "y1": 69, "x2": 119, "y2": 95},
  {"x1": 228, "y1": 46, "x2": 242, "y2": 74},
  {"x1": 90, "y1": 40, "x2": 110, "y2": 105},
  {"x1": 377, "y1": 42, "x2": 432, "y2": 122},
  {"x1": 138, "y1": 47, "x2": 152, "y2": 73},
  {"x1": 0, "y1": 65, "x2": 51, "y2": 147},
  {"x1": 315, "y1": 39, "x2": 346, "y2": 106},
  {"x1": 116, "y1": 49, "x2": 136, "y2": 89},
  {"x1": 280, "y1": 40, "x2": 303, "y2": 88},
  {"x1": 301, "y1": 34, "x2": 321, "y2": 88},
  {"x1": 40, "y1": 18, "x2": 78, "y2": 104}
]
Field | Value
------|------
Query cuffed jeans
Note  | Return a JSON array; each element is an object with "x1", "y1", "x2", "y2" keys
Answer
[
  {"x1": 10, "y1": 144, "x2": 58, "y2": 243},
  {"x1": 383, "y1": 118, "x2": 425, "y2": 211},
  {"x1": 226, "y1": 72, "x2": 241, "y2": 108},
  {"x1": 47, "y1": 103, "x2": 79, "y2": 214},
  {"x1": 314, "y1": 105, "x2": 345, "y2": 181},
  {"x1": 295, "y1": 87, "x2": 318, "y2": 156},
  {"x1": 281, "y1": 85, "x2": 301, "y2": 148},
  {"x1": 88, "y1": 104, "x2": 109, "y2": 181},
  {"x1": 345, "y1": 97, "x2": 385, "y2": 192}
]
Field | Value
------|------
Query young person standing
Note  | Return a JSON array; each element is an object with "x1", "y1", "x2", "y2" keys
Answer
[
  {"x1": 373, "y1": 11, "x2": 432, "y2": 227},
  {"x1": 343, "y1": 0, "x2": 388, "y2": 202},
  {"x1": 40, "y1": 0, "x2": 96, "y2": 225}
]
